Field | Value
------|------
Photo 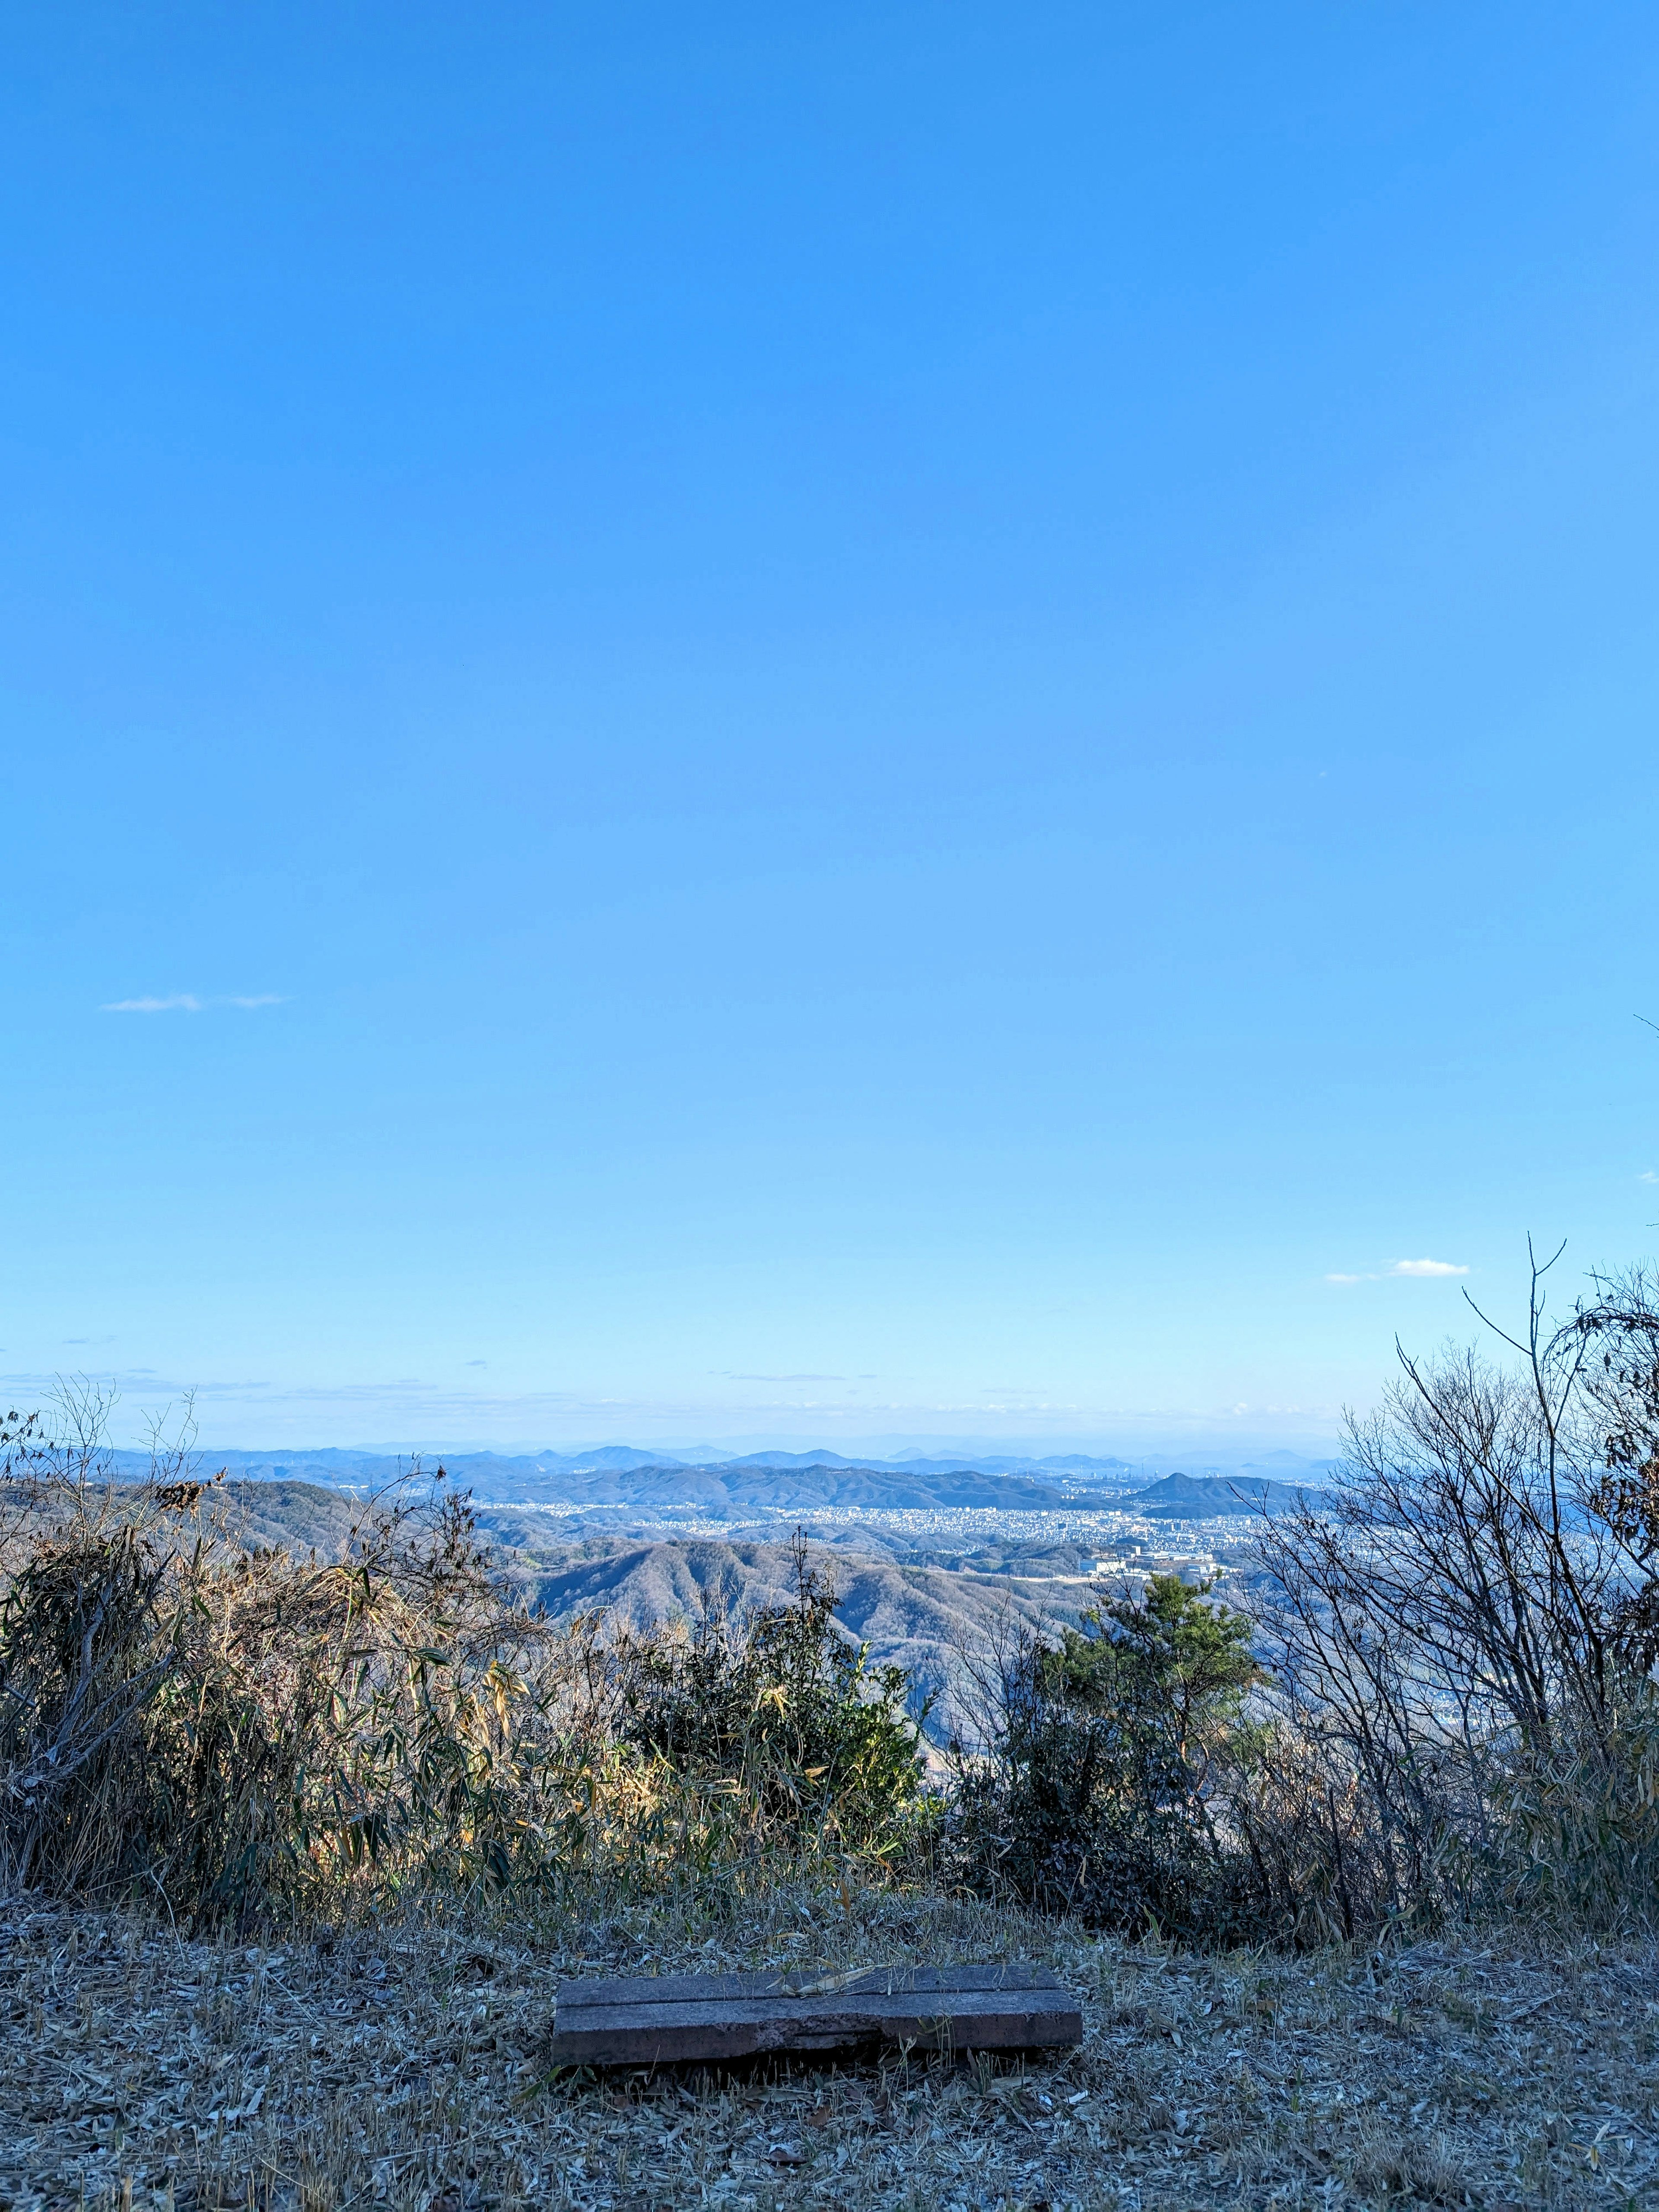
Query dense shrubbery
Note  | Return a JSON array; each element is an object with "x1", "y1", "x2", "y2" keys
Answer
[
  {"x1": 613, "y1": 1534, "x2": 929, "y2": 1858},
  {"x1": 5, "y1": 1257, "x2": 1659, "y2": 1942},
  {"x1": 0, "y1": 1401, "x2": 930, "y2": 1921},
  {"x1": 946, "y1": 1574, "x2": 1266, "y2": 1939},
  {"x1": 0, "y1": 1400, "x2": 557, "y2": 1915}
]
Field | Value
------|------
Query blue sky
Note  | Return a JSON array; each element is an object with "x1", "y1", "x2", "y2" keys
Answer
[{"x1": 3, "y1": 3, "x2": 1656, "y2": 1452}]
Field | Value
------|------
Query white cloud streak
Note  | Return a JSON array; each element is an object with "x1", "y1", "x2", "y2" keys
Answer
[
  {"x1": 718, "y1": 1372, "x2": 846, "y2": 1383},
  {"x1": 101, "y1": 993, "x2": 286, "y2": 1014},
  {"x1": 1327, "y1": 1258, "x2": 1470, "y2": 1283}
]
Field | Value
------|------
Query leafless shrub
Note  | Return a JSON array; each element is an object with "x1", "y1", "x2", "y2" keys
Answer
[
  {"x1": 932, "y1": 1248, "x2": 1659, "y2": 1945},
  {"x1": 1245, "y1": 1247, "x2": 1659, "y2": 1932}
]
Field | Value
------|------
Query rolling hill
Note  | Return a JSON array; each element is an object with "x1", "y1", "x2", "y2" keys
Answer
[
  {"x1": 183, "y1": 1489, "x2": 1088, "y2": 1745},
  {"x1": 1134, "y1": 1471, "x2": 1332, "y2": 1518},
  {"x1": 516, "y1": 1535, "x2": 1084, "y2": 1742}
]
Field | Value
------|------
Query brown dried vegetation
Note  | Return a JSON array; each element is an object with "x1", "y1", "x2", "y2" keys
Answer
[
  {"x1": 2, "y1": 1888, "x2": 1655, "y2": 2211},
  {"x1": 0, "y1": 1393, "x2": 929, "y2": 1923}
]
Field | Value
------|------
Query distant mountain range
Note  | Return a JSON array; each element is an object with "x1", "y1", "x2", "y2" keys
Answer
[
  {"x1": 709, "y1": 1449, "x2": 1142, "y2": 1478},
  {"x1": 89, "y1": 1443, "x2": 1339, "y2": 1518},
  {"x1": 114, "y1": 1443, "x2": 1144, "y2": 1478},
  {"x1": 96, "y1": 1448, "x2": 1076, "y2": 1516}
]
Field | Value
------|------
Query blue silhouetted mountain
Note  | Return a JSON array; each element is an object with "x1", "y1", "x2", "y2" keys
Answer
[
  {"x1": 1134, "y1": 1471, "x2": 1335, "y2": 1519},
  {"x1": 717, "y1": 1450, "x2": 878, "y2": 1469},
  {"x1": 92, "y1": 1447, "x2": 1070, "y2": 1514}
]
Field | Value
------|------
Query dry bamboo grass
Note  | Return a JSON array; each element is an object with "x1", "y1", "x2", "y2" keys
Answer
[
  {"x1": 2, "y1": 1882, "x2": 1654, "y2": 2211},
  {"x1": 0, "y1": 1403, "x2": 934, "y2": 1921}
]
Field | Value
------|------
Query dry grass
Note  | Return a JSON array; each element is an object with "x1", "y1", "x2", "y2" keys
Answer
[{"x1": 3, "y1": 1885, "x2": 1656, "y2": 2212}]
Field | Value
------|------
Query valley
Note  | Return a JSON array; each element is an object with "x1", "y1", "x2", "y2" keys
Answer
[{"x1": 200, "y1": 1448, "x2": 1326, "y2": 1744}]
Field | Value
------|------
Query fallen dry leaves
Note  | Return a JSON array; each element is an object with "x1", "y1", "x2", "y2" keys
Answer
[{"x1": 1, "y1": 1885, "x2": 1655, "y2": 2211}]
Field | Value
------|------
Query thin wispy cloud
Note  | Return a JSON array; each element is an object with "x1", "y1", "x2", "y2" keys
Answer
[
  {"x1": 1640, "y1": 1171, "x2": 1658, "y2": 1185},
  {"x1": 102, "y1": 993, "x2": 286, "y2": 1014},
  {"x1": 1326, "y1": 1258, "x2": 1470, "y2": 1283},
  {"x1": 718, "y1": 1372, "x2": 846, "y2": 1383}
]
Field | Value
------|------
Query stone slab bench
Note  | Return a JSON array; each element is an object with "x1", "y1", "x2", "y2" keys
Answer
[{"x1": 547, "y1": 1962, "x2": 1083, "y2": 2068}]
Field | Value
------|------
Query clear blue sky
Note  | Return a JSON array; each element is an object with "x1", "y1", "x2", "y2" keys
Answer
[{"x1": 4, "y1": 3, "x2": 1656, "y2": 1453}]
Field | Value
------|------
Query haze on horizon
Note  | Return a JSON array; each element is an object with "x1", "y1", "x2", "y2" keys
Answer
[{"x1": 3, "y1": 4, "x2": 1655, "y2": 1454}]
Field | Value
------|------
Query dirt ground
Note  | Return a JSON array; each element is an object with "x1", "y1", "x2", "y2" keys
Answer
[{"x1": 2, "y1": 1888, "x2": 1654, "y2": 2211}]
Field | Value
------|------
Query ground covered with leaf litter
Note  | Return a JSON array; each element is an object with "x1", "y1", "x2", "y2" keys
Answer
[{"x1": 1, "y1": 1891, "x2": 1655, "y2": 2211}]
